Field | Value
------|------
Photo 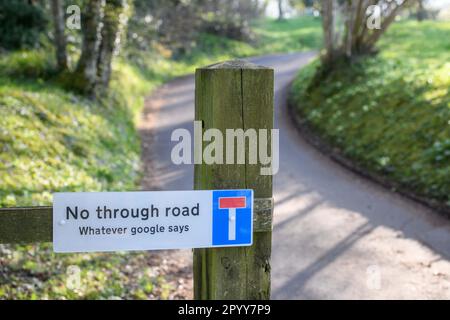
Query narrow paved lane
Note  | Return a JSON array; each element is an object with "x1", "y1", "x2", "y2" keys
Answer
[{"x1": 140, "y1": 52, "x2": 450, "y2": 299}]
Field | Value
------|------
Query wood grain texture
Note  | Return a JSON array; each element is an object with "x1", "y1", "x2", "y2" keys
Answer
[{"x1": 193, "y1": 60, "x2": 274, "y2": 300}]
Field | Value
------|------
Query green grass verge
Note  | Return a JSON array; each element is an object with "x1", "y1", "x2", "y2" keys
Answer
[
  {"x1": 290, "y1": 20, "x2": 450, "y2": 209},
  {"x1": 0, "y1": 50, "x2": 177, "y2": 299},
  {"x1": 253, "y1": 16, "x2": 322, "y2": 53},
  {"x1": 0, "y1": 17, "x2": 322, "y2": 299}
]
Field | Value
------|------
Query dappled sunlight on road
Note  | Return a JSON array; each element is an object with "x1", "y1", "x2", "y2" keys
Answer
[{"x1": 141, "y1": 52, "x2": 450, "y2": 299}]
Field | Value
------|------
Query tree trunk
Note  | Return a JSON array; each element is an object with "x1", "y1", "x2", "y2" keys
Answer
[
  {"x1": 365, "y1": 3, "x2": 404, "y2": 50},
  {"x1": 278, "y1": 0, "x2": 284, "y2": 20},
  {"x1": 322, "y1": 0, "x2": 336, "y2": 64},
  {"x1": 344, "y1": 0, "x2": 356, "y2": 58},
  {"x1": 96, "y1": 0, "x2": 127, "y2": 92},
  {"x1": 74, "y1": 0, "x2": 104, "y2": 96},
  {"x1": 417, "y1": 0, "x2": 426, "y2": 21},
  {"x1": 353, "y1": 0, "x2": 376, "y2": 55},
  {"x1": 51, "y1": 0, "x2": 68, "y2": 71},
  {"x1": 322, "y1": 0, "x2": 411, "y2": 66}
]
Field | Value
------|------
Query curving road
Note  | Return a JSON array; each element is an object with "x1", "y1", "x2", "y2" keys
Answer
[{"x1": 140, "y1": 52, "x2": 450, "y2": 299}]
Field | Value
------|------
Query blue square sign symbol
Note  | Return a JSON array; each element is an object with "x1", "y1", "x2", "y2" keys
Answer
[{"x1": 212, "y1": 190, "x2": 253, "y2": 246}]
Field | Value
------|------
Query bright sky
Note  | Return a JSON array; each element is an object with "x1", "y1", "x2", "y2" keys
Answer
[
  {"x1": 264, "y1": 0, "x2": 450, "y2": 18},
  {"x1": 430, "y1": 0, "x2": 450, "y2": 9},
  {"x1": 265, "y1": 0, "x2": 294, "y2": 18}
]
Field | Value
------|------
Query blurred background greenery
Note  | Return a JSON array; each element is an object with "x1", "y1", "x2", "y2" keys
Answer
[{"x1": 0, "y1": 0, "x2": 449, "y2": 299}]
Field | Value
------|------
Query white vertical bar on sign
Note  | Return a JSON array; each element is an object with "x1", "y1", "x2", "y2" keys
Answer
[{"x1": 229, "y1": 208, "x2": 236, "y2": 240}]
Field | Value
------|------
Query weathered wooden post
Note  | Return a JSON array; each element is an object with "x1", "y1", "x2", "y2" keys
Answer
[{"x1": 193, "y1": 61, "x2": 274, "y2": 299}]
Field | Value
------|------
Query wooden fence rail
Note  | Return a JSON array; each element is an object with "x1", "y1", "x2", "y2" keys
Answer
[{"x1": 0, "y1": 202, "x2": 272, "y2": 244}]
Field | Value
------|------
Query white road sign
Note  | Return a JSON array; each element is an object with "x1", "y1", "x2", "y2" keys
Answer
[{"x1": 53, "y1": 190, "x2": 253, "y2": 253}]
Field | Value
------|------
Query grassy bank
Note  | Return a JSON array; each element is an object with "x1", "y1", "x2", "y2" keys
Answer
[
  {"x1": 0, "y1": 17, "x2": 322, "y2": 299},
  {"x1": 0, "y1": 15, "x2": 322, "y2": 207},
  {"x1": 290, "y1": 20, "x2": 450, "y2": 211}
]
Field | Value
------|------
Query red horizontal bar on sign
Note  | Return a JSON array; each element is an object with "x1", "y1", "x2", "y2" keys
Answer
[{"x1": 219, "y1": 197, "x2": 246, "y2": 209}]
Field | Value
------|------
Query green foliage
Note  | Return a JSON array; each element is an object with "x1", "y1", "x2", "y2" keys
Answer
[
  {"x1": 182, "y1": 16, "x2": 322, "y2": 63},
  {"x1": 0, "y1": 0, "x2": 48, "y2": 50},
  {"x1": 252, "y1": 16, "x2": 322, "y2": 53},
  {"x1": 130, "y1": 0, "x2": 262, "y2": 57},
  {"x1": 290, "y1": 20, "x2": 450, "y2": 206},
  {"x1": 0, "y1": 53, "x2": 169, "y2": 299},
  {"x1": 199, "y1": 0, "x2": 261, "y2": 42},
  {"x1": 0, "y1": 17, "x2": 322, "y2": 299},
  {"x1": 0, "y1": 244, "x2": 173, "y2": 299},
  {"x1": 125, "y1": 16, "x2": 322, "y2": 77},
  {"x1": 0, "y1": 79, "x2": 140, "y2": 207},
  {"x1": 0, "y1": 50, "x2": 56, "y2": 79}
]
